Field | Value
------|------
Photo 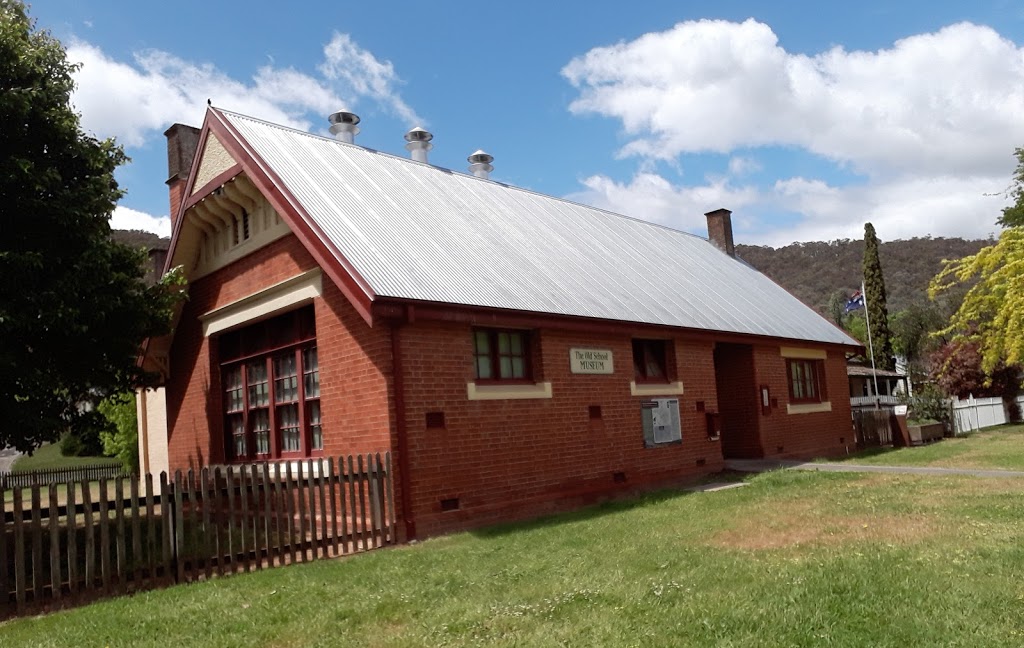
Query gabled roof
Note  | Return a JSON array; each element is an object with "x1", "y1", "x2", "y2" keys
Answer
[{"x1": 204, "y1": 108, "x2": 857, "y2": 347}]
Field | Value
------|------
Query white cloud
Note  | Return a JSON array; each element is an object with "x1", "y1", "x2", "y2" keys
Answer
[
  {"x1": 110, "y1": 205, "x2": 170, "y2": 237},
  {"x1": 319, "y1": 33, "x2": 423, "y2": 126},
  {"x1": 571, "y1": 170, "x2": 1005, "y2": 247},
  {"x1": 562, "y1": 19, "x2": 1022, "y2": 244},
  {"x1": 66, "y1": 33, "x2": 420, "y2": 147},
  {"x1": 567, "y1": 172, "x2": 761, "y2": 233},
  {"x1": 563, "y1": 20, "x2": 1024, "y2": 178},
  {"x1": 728, "y1": 156, "x2": 761, "y2": 176}
]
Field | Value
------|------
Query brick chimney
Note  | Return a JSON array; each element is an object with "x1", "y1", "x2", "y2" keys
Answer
[
  {"x1": 705, "y1": 208, "x2": 735, "y2": 258},
  {"x1": 164, "y1": 123, "x2": 201, "y2": 232}
]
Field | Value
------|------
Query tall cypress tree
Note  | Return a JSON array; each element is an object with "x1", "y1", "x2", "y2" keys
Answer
[{"x1": 862, "y1": 223, "x2": 894, "y2": 370}]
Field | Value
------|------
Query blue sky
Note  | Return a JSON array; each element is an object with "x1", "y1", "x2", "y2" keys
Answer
[{"x1": 33, "y1": 0, "x2": 1024, "y2": 246}]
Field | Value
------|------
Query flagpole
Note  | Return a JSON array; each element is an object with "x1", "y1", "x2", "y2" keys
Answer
[{"x1": 861, "y1": 280, "x2": 880, "y2": 399}]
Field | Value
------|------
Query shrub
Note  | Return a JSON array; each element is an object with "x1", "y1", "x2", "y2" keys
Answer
[
  {"x1": 905, "y1": 384, "x2": 952, "y2": 427},
  {"x1": 97, "y1": 392, "x2": 139, "y2": 473}
]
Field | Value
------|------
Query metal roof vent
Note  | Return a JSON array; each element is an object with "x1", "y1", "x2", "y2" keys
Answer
[
  {"x1": 328, "y1": 110, "x2": 360, "y2": 144},
  {"x1": 467, "y1": 150, "x2": 494, "y2": 179},
  {"x1": 404, "y1": 127, "x2": 433, "y2": 163}
]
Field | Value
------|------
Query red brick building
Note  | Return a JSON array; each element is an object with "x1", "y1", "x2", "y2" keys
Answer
[{"x1": 138, "y1": 107, "x2": 859, "y2": 539}]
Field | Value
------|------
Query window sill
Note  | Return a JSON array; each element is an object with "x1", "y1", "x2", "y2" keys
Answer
[
  {"x1": 467, "y1": 381, "x2": 553, "y2": 401},
  {"x1": 644, "y1": 439, "x2": 683, "y2": 449},
  {"x1": 630, "y1": 381, "x2": 684, "y2": 397},
  {"x1": 786, "y1": 401, "x2": 832, "y2": 415}
]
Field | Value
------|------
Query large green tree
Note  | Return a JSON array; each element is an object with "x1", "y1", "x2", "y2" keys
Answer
[
  {"x1": 0, "y1": 2, "x2": 181, "y2": 452},
  {"x1": 862, "y1": 223, "x2": 894, "y2": 370}
]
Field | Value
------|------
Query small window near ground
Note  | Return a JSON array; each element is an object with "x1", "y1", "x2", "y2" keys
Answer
[
  {"x1": 787, "y1": 359, "x2": 828, "y2": 404},
  {"x1": 632, "y1": 339, "x2": 669, "y2": 383},
  {"x1": 473, "y1": 329, "x2": 532, "y2": 381}
]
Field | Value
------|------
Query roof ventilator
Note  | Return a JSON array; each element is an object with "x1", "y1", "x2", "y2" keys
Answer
[
  {"x1": 404, "y1": 127, "x2": 433, "y2": 163},
  {"x1": 328, "y1": 110, "x2": 360, "y2": 144},
  {"x1": 467, "y1": 150, "x2": 494, "y2": 179}
]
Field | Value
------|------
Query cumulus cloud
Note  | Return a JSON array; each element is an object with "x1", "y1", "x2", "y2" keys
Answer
[
  {"x1": 728, "y1": 156, "x2": 761, "y2": 176},
  {"x1": 563, "y1": 19, "x2": 1024, "y2": 177},
  {"x1": 319, "y1": 33, "x2": 423, "y2": 126},
  {"x1": 567, "y1": 172, "x2": 761, "y2": 233},
  {"x1": 572, "y1": 170, "x2": 1004, "y2": 247},
  {"x1": 67, "y1": 33, "x2": 419, "y2": 147},
  {"x1": 110, "y1": 205, "x2": 171, "y2": 238},
  {"x1": 563, "y1": 19, "x2": 1022, "y2": 243}
]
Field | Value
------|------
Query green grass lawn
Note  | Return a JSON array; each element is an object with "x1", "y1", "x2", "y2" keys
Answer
[
  {"x1": 840, "y1": 423, "x2": 1024, "y2": 471},
  {"x1": 10, "y1": 442, "x2": 119, "y2": 472},
  {"x1": 4, "y1": 468, "x2": 1024, "y2": 647}
]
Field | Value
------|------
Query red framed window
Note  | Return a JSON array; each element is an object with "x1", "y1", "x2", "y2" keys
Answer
[
  {"x1": 787, "y1": 359, "x2": 828, "y2": 404},
  {"x1": 473, "y1": 329, "x2": 532, "y2": 381},
  {"x1": 219, "y1": 307, "x2": 322, "y2": 461},
  {"x1": 632, "y1": 339, "x2": 669, "y2": 382}
]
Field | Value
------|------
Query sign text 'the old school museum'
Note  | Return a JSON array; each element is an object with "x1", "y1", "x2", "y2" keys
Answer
[{"x1": 569, "y1": 348, "x2": 614, "y2": 375}]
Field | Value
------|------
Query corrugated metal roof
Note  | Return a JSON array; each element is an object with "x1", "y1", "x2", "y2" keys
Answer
[{"x1": 222, "y1": 110, "x2": 859, "y2": 346}]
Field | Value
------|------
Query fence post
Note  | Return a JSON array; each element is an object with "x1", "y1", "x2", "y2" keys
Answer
[
  {"x1": 47, "y1": 485, "x2": 61, "y2": 602},
  {"x1": 0, "y1": 481, "x2": 8, "y2": 609},
  {"x1": 173, "y1": 470, "x2": 184, "y2": 584}
]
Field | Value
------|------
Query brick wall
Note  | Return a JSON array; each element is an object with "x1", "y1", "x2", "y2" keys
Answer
[
  {"x1": 162, "y1": 234, "x2": 855, "y2": 537},
  {"x1": 398, "y1": 323, "x2": 726, "y2": 537},
  {"x1": 164, "y1": 234, "x2": 394, "y2": 471},
  {"x1": 753, "y1": 346, "x2": 854, "y2": 459}
]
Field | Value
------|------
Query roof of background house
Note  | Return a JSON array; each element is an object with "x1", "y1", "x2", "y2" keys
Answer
[
  {"x1": 217, "y1": 109, "x2": 858, "y2": 347},
  {"x1": 847, "y1": 363, "x2": 905, "y2": 378}
]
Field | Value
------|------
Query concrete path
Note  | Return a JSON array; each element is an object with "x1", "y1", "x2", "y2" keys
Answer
[
  {"x1": 725, "y1": 459, "x2": 1024, "y2": 479},
  {"x1": 0, "y1": 447, "x2": 20, "y2": 473}
]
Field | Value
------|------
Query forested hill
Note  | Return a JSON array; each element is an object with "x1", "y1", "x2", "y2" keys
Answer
[
  {"x1": 736, "y1": 237, "x2": 991, "y2": 315},
  {"x1": 112, "y1": 229, "x2": 169, "y2": 250}
]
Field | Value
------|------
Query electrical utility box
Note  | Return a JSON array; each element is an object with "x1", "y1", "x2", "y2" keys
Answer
[{"x1": 641, "y1": 398, "x2": 682, "y2": 447}]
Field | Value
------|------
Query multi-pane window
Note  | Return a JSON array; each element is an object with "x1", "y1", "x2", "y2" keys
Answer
[
  {"x1": 220, "y1": 307, "x2": 322, "y2": 460},
  {"x1": 632, "y1": 339, "x2": 669, "y2": 382},
  {"x1": 787, "y1": 359, "x2": 827, "y2": 404},
  {"x1": 303, "y1": 348, "x2": 322, "y2": 450},
  {"x1": 473, "y1": 329, "x2": 531, "y2": 381},
  {"x1": 224, "y1": 366, "x2": 245, "y2": 456},
  {"x1": 246, "y1": 360, "x2": 270, "y2": 455}
]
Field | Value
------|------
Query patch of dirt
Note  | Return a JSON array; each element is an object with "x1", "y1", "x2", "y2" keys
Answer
[{"x1": 708, "y1": 500, "x2": 938, "y2": 551}]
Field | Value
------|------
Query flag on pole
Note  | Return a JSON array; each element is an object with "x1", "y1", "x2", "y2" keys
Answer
[{"x1": 844, "y1": 290, "x2": 865, "y2": 314}]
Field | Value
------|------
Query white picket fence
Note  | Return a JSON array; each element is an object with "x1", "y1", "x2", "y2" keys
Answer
[{"x1": 951, "y1": 394, "x2": 1024, "y2": 434}]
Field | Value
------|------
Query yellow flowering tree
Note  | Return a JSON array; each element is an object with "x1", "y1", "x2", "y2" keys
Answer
[{"x1": 929, "y1": 221, "x2": 1024, "y2": 375}]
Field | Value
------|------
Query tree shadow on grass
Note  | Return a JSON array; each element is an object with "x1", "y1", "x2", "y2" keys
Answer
[{"x1": 469, "y1": 472, "x2": 754, "y2": 540}]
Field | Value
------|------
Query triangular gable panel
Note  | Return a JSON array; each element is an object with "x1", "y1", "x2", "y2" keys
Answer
[
  {"x1": 160, "y1": 107, "x2": 377, "y2": 328},
  {"x1": 191, "y1": 132, "x2": 236, "y2": 196}
]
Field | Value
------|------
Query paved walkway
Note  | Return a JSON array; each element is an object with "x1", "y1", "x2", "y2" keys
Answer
[
  {"x1": 0, "y1": 447, "x2": 20, "y2": 473},
  {"x1": 725, "y1": 459, "x2": 1024, "y2": 479}
]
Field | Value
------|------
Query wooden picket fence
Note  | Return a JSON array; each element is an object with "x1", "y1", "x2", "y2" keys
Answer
[
  {"x1": 0, "y1": 464, "x2": 128, "y2": 490},
  {"x1": 0, "y1": 453, "x2": 395, "y2": 618},
  {"x1": 852, "y1": 409, "x2": 893, "y2": 448}
]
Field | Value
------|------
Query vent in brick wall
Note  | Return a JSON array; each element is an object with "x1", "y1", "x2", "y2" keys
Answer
[
  {"x1": 777, "y1": 445, "x2": 784, "y2": 454},
  {"x1": 589, "y1": 405, "x2": 602, "y2": 420},
  {"x1": 696, "y1": 401, "x2": 705, "y2": 412},
  {"x1": 840, "y1": 436, "x2": 845, "y2": 444},
  {"x1": 440, "y1": 497, "x2": 460, "y2": 511},
  {"x1": 426, "y1": 411, "x2": 446, "y2": 428},
  {"x1": 613, "y1": 471, "x2": 627, "y2": 483},
  {"x1": 696, "y1": 458, "x2": 706, "y2": 466}
]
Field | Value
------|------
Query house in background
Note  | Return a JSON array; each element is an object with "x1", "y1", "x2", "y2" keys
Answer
[
  {"x1": 137, "y1": 106, "x2": 860, "y2": 539},
  {"x1": 847, "y1": 361, "x2": 908, "y2": 409}
]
